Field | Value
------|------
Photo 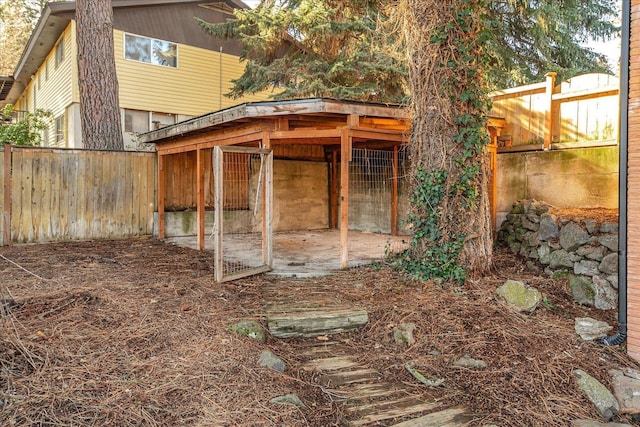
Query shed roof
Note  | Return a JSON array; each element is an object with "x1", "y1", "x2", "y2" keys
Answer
[{"x1": 139, "y1": 98, "x2": 411, "y2": 145}]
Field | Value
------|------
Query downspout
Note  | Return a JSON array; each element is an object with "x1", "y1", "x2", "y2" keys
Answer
[{"x1": 602, "y1": 0, "x2": 630, "y2": 346}]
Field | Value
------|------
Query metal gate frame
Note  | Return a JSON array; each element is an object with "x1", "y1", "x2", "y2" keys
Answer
[{"x1": 212, "y1": 145, "x2": 273, "y2": 282}]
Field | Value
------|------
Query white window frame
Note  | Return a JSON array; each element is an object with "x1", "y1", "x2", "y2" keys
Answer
[
  {"x1": 55, "y1": 39, "x2": 65, "y2": 68},
  {"x1": 123, "y1": 33, "x2": 178, "y2": 68}
]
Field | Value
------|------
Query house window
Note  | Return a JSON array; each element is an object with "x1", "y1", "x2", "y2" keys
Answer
[
  {"x1": 124, "y1": 33, "x2": 177, "y2": 68},
  {"x1": 124, "y1": 109, "x2": 150, "y2": 133},
  {"x1": 55, "y1": 40, "x2": 65, "y2": 68},
  {"x1": 55, "y1": 115, "x2": 65, "y2": 144}
]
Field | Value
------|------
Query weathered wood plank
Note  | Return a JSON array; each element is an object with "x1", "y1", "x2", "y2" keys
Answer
[
  {"x1": 303, "y1": 356, "x2": 359, "y2": 372},
  {"x1": 317, "y1": 368, "x2": 379, "y2": 387},
  {"x1": 339, "y1": 383, "x2": 405, "y2": 401},
  {"x1": 345, "y1": 396, "x2": 430, "y2": 414},
  {"x1": 388, "y1": 407, "x2": 474, "y2": 427},
  {"x1": 267, "y1": 307, "x2": 368, "y2": 338},
  {"x1": 348, "y1": 402, "x2": 441, "y2": 427}
]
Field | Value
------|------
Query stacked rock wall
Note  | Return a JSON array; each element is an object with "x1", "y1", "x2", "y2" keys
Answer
[{"x1": 497, "y1": 200, "x2": 619, "y2": 310}]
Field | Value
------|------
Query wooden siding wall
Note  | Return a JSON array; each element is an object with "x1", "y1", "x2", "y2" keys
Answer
[
  {"x1": 15, "y1": 24, "x2": 76, "y2": 148},
  {"x1": 627, "y1": 0, "x2": 640, "y2": 361},
  {"x1": 0, "y1": 146, "x2": 156, "y2": 244},
  {"x1": 114, "y1": 30, "x2": 272, "y2": 117}
]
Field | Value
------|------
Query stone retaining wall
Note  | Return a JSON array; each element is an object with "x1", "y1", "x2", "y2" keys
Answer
[{"x1": 497, "y1": 200, "x2": 619, "y2": 310}]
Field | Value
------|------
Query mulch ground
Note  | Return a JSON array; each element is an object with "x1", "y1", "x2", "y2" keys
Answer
[{"x1": 1, "y1": 237, "x2": 639, "y2": 426}]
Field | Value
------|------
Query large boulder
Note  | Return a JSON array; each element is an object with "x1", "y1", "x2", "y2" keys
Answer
[
  {"x1": 569, "y1": 275, "x2": 595, "y2": 306},
  {"x1": 574, "y1": 369, "x2": 619, "y2": 421},
  {"x1": 496, "y1": 280, "x2": 541, "y2": 313},
  {"x1": 560, "y1": 222, "x2": 590, "y2": 252},
  {"x1": 610, "y1": 367, "x2": 640, "y2": 422},
  {"x1": 574, "y1": 317, "x2": 613, "y2": 341}
]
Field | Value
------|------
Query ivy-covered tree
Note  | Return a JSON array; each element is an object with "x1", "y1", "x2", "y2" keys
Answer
[
  {"x1": 197, "y1": 0, "x2": 408, "y2": 103},
  {"x1": 388, "y1": 0, "x2": 493, "y2": 282}
]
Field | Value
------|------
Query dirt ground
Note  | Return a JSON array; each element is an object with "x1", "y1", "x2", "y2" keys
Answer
[{"x1": 1, "y1": 237, "x2": 639, "y2": 426}]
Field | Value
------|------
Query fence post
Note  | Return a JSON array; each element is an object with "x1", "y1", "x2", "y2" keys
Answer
[
  {"x1": 3, "y1": 143, "x2": 11, "y2": 245},
  {"x1": 544, "y1": 72, "x2": 557, "y2": 150}
]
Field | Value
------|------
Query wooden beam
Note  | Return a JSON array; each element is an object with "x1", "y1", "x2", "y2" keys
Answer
[
  {"x1": 261, "y1": 131, "x2": 273, "y2": 268},
  {"x1": 348, "y1": 114, "x2": 360, "y2": 127},
  {"x1": 551, "y1": 86, "x2": 619, "y2": 103},
  {"x1": 350, "y1": 128, "x2": 407, "y2": 142},
  {"x1": 340, "y1": 128, "x2": 351, "y2": 269},
  {"x1": 543, "y1": 72, "x2": 557, "y2": 150},
  {"x1": 196, "y1": 148, "x2": 205, "y2": 250},
  {"x1": 271, "y1": 128, "x2": 342, "y2": 140},
  {"x1": 391, "y1": 146, "x2": 399, "y2": 236},
  {"x1": 3, "y1": 144, "x2": 11, "y2": 246},
  {"x1": 213, "y1": 147, "x2": 224, "y2": 282},
  {"x1": 489, "y1": 81, "x2": 547, "y2": 100},
  {"x1": 157, "y1": 153, "x2": 166, "y2": 239},
  {"x1": 331, "y1": 149, "x2": 338, "y2": 228},
  {"x1": 155, "y1": 124, "x2": 268, "y2": 154}
]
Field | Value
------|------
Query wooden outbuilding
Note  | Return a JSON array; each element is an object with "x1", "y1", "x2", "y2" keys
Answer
[{"x1": 139, "y1": 98, "x2": 505, "y2": 281}]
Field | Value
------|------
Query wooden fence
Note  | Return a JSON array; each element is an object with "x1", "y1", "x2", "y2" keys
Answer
[
  {"x1": 0, "y1": 145, "x2": 156, "y2": 245},
  {"x1": 490, "y1": 72, "x2": 619, "y2": 149}
]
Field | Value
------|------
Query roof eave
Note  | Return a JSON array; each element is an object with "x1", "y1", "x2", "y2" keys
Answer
[{"x1": 139, "y1": 98, "x2": 410, "y2": 144}]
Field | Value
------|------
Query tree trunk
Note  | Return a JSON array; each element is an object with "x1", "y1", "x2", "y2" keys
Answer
[
  {"x1": 76, "y1": 0, "x2": 123, "y2": 150},
  {"x1": 400, "y1": 0, "x2": 492, "y2": 280}
]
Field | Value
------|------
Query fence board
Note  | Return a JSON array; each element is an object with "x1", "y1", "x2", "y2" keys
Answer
[
  {"x1": 0, "y1": 145, "x2": 4, "y2": 245},
  {"x1": 3, "y1": 147, "x2": 156, "y2": 244},
  {"x1": 491, "y1": 73, "x2": 619, "y2": 146}
]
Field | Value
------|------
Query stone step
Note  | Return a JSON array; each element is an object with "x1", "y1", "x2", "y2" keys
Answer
[{"x1": 267, "y1": 306, "x2": 368, "y2": 338}]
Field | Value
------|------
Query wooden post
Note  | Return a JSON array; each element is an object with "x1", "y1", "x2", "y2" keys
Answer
[
  {"x1": 391, "y1": 145, "x2": 399, "y2": 236},
  {"x1": 331, "y1": 149, "x2": 338, "y2": 228},
  {"x1": 196, "y1": 148, "x2": 205, "y2": 250},
  {"x1": 3, "y1": 144, "x2": 11, "y2": 245},
  {"x1": 213, "y1": 147, "x2": 224, "y2": 282},
  {"x1": 157, "y1": 153, "x2": 166, "y2": 239},
  {"x1": 261, "y1": 131, "x2": 273, "y2": 267},
  {"x1": 340, "y1": 128, "x2": 351, "y2": 269},
  {"x1": 543, "y1": 72, "x2": 557, "y2": 150}
]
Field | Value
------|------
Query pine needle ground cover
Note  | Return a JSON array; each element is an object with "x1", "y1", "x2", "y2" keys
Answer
[{"x1": 1, "y1": 236, "x2": 638, "y2": 426}]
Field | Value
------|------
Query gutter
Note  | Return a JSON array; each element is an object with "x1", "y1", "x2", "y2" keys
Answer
[{"x1": 602, "y1": 0, "x2": 630, "y2": 346}]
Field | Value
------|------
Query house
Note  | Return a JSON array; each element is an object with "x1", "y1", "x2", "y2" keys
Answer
[{"x1": 0, "y1": 0, "x2": 271, "y2": 150}]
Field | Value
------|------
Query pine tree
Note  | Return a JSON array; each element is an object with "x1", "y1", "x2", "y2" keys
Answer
[
  {"x1": 0, "y1": 0, "x2": 51, "y2": 75},
  {"x1": 197, "y1": 0, "x2": 409, "y2": 103},
  {"x1": 198, "y1": 0, "x2": 619, "y2": 98},
  {"x1": 486, "y1": 0, "x2": 620, "y2": 89},
  {"x1": 76, "y1": 0, "x2": 123, "y2": 150}
]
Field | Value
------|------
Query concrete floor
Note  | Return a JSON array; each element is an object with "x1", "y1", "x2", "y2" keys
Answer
[{"x1": 165, "y1": 229, "x2": 410, "y2": 277}]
